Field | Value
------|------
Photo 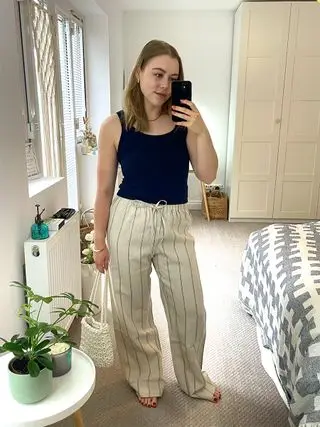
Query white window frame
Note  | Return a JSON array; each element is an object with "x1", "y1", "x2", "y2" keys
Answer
[
  {"x1": 18, "y1": 0, "x2": 44, "y2": 180},
  {"x1": 19, "y1": 0, "x2": 65, "y2": 180},
  {"x1": 55, "y1": 6, "x2": 87, "y2": 209},
  {"x1": 18, "y1": 0, "x2": 87, "y2": 207}
]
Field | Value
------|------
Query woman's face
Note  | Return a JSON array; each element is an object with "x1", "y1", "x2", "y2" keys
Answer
[{"x1": 138, "y1": 55, "x2": 180, "y2": 108}]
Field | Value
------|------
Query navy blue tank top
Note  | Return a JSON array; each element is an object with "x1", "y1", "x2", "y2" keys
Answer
[{"x1": 116, "y1": 110, "x2": 190, "y2": 205}]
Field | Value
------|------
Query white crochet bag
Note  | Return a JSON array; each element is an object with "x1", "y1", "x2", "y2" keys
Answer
[{"x1": 80, "y1": 270, "x2": 114, "y2": 368}]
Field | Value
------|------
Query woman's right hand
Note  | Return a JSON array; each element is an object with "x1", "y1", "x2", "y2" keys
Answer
[{"x1": 93, "y1": 246, "x2": 110, "y2": 273}]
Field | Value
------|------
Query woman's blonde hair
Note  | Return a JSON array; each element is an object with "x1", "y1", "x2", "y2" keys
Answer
[{"x1": 124, "y1": 40, "x2": 184, "y2": 132}]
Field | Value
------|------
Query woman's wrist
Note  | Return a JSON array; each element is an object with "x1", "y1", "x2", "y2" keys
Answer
[
  {"x1": 93, "y1": 236, "x2": 107, "y2": 252},
  {"x1": 93, "y1": 244, "x2": 107, "y2": 253}
]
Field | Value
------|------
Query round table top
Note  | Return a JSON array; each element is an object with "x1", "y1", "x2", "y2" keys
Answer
[{"x1": 0, "y1": 348, "x2": 96, "y2": 427}]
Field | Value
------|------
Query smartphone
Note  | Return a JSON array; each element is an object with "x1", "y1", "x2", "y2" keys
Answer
[{"x1": 171, "y1": 80, "x2": 192, "y2": 122}]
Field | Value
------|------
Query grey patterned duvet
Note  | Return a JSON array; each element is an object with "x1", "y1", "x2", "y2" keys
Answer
[{"x1": 239, "y1": 222, "x2": 320, "y2": 427}]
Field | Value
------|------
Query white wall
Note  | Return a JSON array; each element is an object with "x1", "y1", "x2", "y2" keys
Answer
[
  {"x1": 84, "y1": 15, "x2": 111, "y2": 133},
  {"x1": 78, "y1": 0, "x2": 123, "y2": 209},
  {"x1": 96, "y1": 0, "x2": 124, "y2": 113},
  {"x1": 78, "y1": 13, "x2": 111, "y2": 211},
  {"x1": 123, "y1": 11, "x2": 234, "y2": 203},
  {"x1": 0, "y1": 0, "x2": 68, "y2": 339},
  {"x1": 109, "y1": 9, "x2": 124, "y2": 113}
]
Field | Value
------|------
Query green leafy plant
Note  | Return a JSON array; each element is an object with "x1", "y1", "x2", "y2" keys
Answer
[{"x1": 0, "y1": 281, "x2": 98, "y2": 377}]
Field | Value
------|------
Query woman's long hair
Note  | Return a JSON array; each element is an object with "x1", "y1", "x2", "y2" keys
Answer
[{"x1": 124, "y1": 40, "x2": 184, "y2": 132}]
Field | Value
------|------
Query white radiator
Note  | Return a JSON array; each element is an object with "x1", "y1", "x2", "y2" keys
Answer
[{"x1": 24, "y1": 212, "x2": 81, "y2": 330}]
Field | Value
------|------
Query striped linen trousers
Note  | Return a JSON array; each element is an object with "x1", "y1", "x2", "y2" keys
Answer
[{"x1": 107, "y1": 195, "x2": 217, "y2": 400}]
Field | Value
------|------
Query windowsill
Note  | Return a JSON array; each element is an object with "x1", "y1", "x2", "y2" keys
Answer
[{"x1": 28, "y1": 177, "x2": 64, "y2": 198}]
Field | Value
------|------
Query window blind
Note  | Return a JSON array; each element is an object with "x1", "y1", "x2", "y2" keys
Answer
[{"x1": 57, "y1": 14, "x2": 86, "y2": 209}]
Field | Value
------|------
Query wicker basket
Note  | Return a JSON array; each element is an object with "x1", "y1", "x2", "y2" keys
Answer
[{"x1": 202, "y1": 189, "x2": 228, "y2": 220}]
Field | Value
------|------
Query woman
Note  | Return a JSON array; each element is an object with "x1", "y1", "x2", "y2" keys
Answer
[{"x1": 93, "y1": 39, "x2": 220, "y2": 409}]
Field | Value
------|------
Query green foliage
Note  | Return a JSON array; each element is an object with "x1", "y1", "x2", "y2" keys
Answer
[{"x1": 0, "y1": 282, "x2": 98, "y2": 377}]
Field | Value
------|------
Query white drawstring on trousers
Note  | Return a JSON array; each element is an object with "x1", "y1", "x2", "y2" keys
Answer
[
  {"x1": 152, "y1": 200, "x2": 167, "y2": 246},
  {"x1": 133, "y1": 199, "x2": 168, "y2": 251}
]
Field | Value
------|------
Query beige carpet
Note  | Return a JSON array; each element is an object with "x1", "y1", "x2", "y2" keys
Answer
[{"x1": 55, "y1": 213, "x2": 289, "y2": 427}]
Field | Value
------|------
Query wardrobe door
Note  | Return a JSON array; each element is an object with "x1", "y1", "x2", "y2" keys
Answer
[
  {"x1": 228, "y1": 3, "x2": 290, "y2": 219},
  {"x1": 273, "y1": 2, "x2": 320, "y2": 219}
]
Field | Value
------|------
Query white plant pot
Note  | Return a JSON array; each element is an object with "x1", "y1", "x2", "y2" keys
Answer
[
  {"x1": 81, "y1": 263, "x2": 96, "y2": 301},
  {"x1": 80, "y1": 144, "x2": 89, "y2": 155}
]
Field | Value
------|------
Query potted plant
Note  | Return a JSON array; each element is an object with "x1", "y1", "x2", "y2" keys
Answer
[
  {"x1": 80, "y1": 218, "x2": 97, "y2": 304},
  {"x1": 81, "y1": 227, "x2": 95, "y2": 265},
  {"x1": 78, "y1": 116, "x2": 97, "y2": 155},
  {"x1": 0, "y1": 281, "x2": 98, "y2": 404}
]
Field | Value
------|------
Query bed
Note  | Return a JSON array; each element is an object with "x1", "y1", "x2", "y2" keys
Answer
[{"x1": 239, "y1": 221, "x2": 320, "y2": 427}]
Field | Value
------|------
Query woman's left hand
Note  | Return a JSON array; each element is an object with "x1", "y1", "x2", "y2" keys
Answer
[{"x1": 172, "y1": 100, "x2": 208, "y2": 135}]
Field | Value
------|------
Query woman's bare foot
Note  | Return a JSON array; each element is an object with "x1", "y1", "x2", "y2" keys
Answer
[
  {"x1": 213, "y1": 389, "x2": 221, "y2": 403},
  {"x1": 137, "y1": 395, "x2": 158, "y2": 408}
]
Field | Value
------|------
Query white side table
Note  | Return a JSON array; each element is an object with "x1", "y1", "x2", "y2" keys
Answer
[{"x1": 0, "y1": 348, "x2": 96, "y2": 427}]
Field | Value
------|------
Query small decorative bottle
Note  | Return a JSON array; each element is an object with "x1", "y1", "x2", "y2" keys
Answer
[{"x1": 31, "y1": 204, "x2": 49, "y2": 240}]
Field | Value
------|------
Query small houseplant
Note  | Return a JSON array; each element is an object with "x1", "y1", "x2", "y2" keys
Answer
[
  {"x1": 78, "y1": 116, "x2": 97, "y2": 155},
  {"x1": 80, "y1": 213, "x2": 97, "y2": 303},
  {"x1": 0, "y1": 281, "x2": 98, "y2": 404},
  {"x1": 81, "y1": 227, "x2": 95, "y2": 265}
]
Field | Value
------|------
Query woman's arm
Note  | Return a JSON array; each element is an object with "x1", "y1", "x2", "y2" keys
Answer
[
  {"x1": 186, "y1": 128, "x2": 218, "y2": 184},
  {"x1": 94, "y1": 114, "x2": 121, "y2": 250},
  {"x1": 171, "y1": 100, "x2": 218, "y2": 184}
]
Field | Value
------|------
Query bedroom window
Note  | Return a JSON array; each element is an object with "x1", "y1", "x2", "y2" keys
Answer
[
  {"x1": 57, "y1": 12, "x2": 86, "y2": 209},
  {"x1": 18, "y1": 0, "x2": 87, "y2": 209},
  {"x1": 19, "y1": 0, "x2": 61, "y2": 180}
]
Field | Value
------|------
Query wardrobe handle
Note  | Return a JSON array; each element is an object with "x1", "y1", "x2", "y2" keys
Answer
[{"x1": 275, "y1": 118, "x2": 281, "y2": 124}]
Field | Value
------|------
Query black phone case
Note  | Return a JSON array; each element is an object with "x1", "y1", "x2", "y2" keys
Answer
[{"x1": 171, "y1": 80, "x2": 192, "y2": 122}]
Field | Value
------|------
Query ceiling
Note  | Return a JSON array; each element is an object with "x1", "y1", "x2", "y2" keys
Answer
[
  {"x1": 74, "y1": 0, "x2": 316, "y2": 17},
  {"x1": 97, "y1": 0, "x2": 316, "y2": 12},
  {"x1": 117, "y1": 0, "x2": 243, "y2": 11}
]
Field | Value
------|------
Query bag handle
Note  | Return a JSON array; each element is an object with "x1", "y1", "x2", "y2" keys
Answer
[
  {"x1": 100, "y1": 274, "x2": 106, "y2": 325},
  {"x1": 81, "y1": 208, "x2": 94, "y2": 227},
  {"x1": 88, "y1": 268, "x2": 99, "y2": 302},
  {"x1": 88, "y1": 269, "x2": 109, "y2": 326}
]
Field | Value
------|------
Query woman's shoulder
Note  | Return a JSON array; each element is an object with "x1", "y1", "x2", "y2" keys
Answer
[
  {"x1": 103, "y1": 111, "x2": 126, "y2": 132},
  {"x1": 101, "y1": 112, "x2": 123, "y2": 129},
  {"x1": 99, "y1": 113, "x2": 123, "y2": 148}
]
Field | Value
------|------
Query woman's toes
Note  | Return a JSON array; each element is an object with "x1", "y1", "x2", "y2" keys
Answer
[
  {"x1": 213, "y1": 390, "x2": 221, "y2": 402},
  {"x1": 213, "y1": 390, "x2": 221, "y2": 403},
  {"x1": 138, "y1": 396, "x2": 147, "y2": 406},
  {"x1": 142, "y1": 397, "x2": 148, "y2": 406},
  {"x1": 137, "y1": 395, "x2": 158, "y2": 408}
]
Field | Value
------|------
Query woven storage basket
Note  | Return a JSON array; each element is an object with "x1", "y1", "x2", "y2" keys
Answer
[{"x1": 202, "y1": 189, "x2": 228, "y2": 220}]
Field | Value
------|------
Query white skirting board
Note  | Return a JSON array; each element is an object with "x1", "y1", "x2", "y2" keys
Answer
[{"x1": 188, "y1": 201, "x2": 201, "y2": 210}]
